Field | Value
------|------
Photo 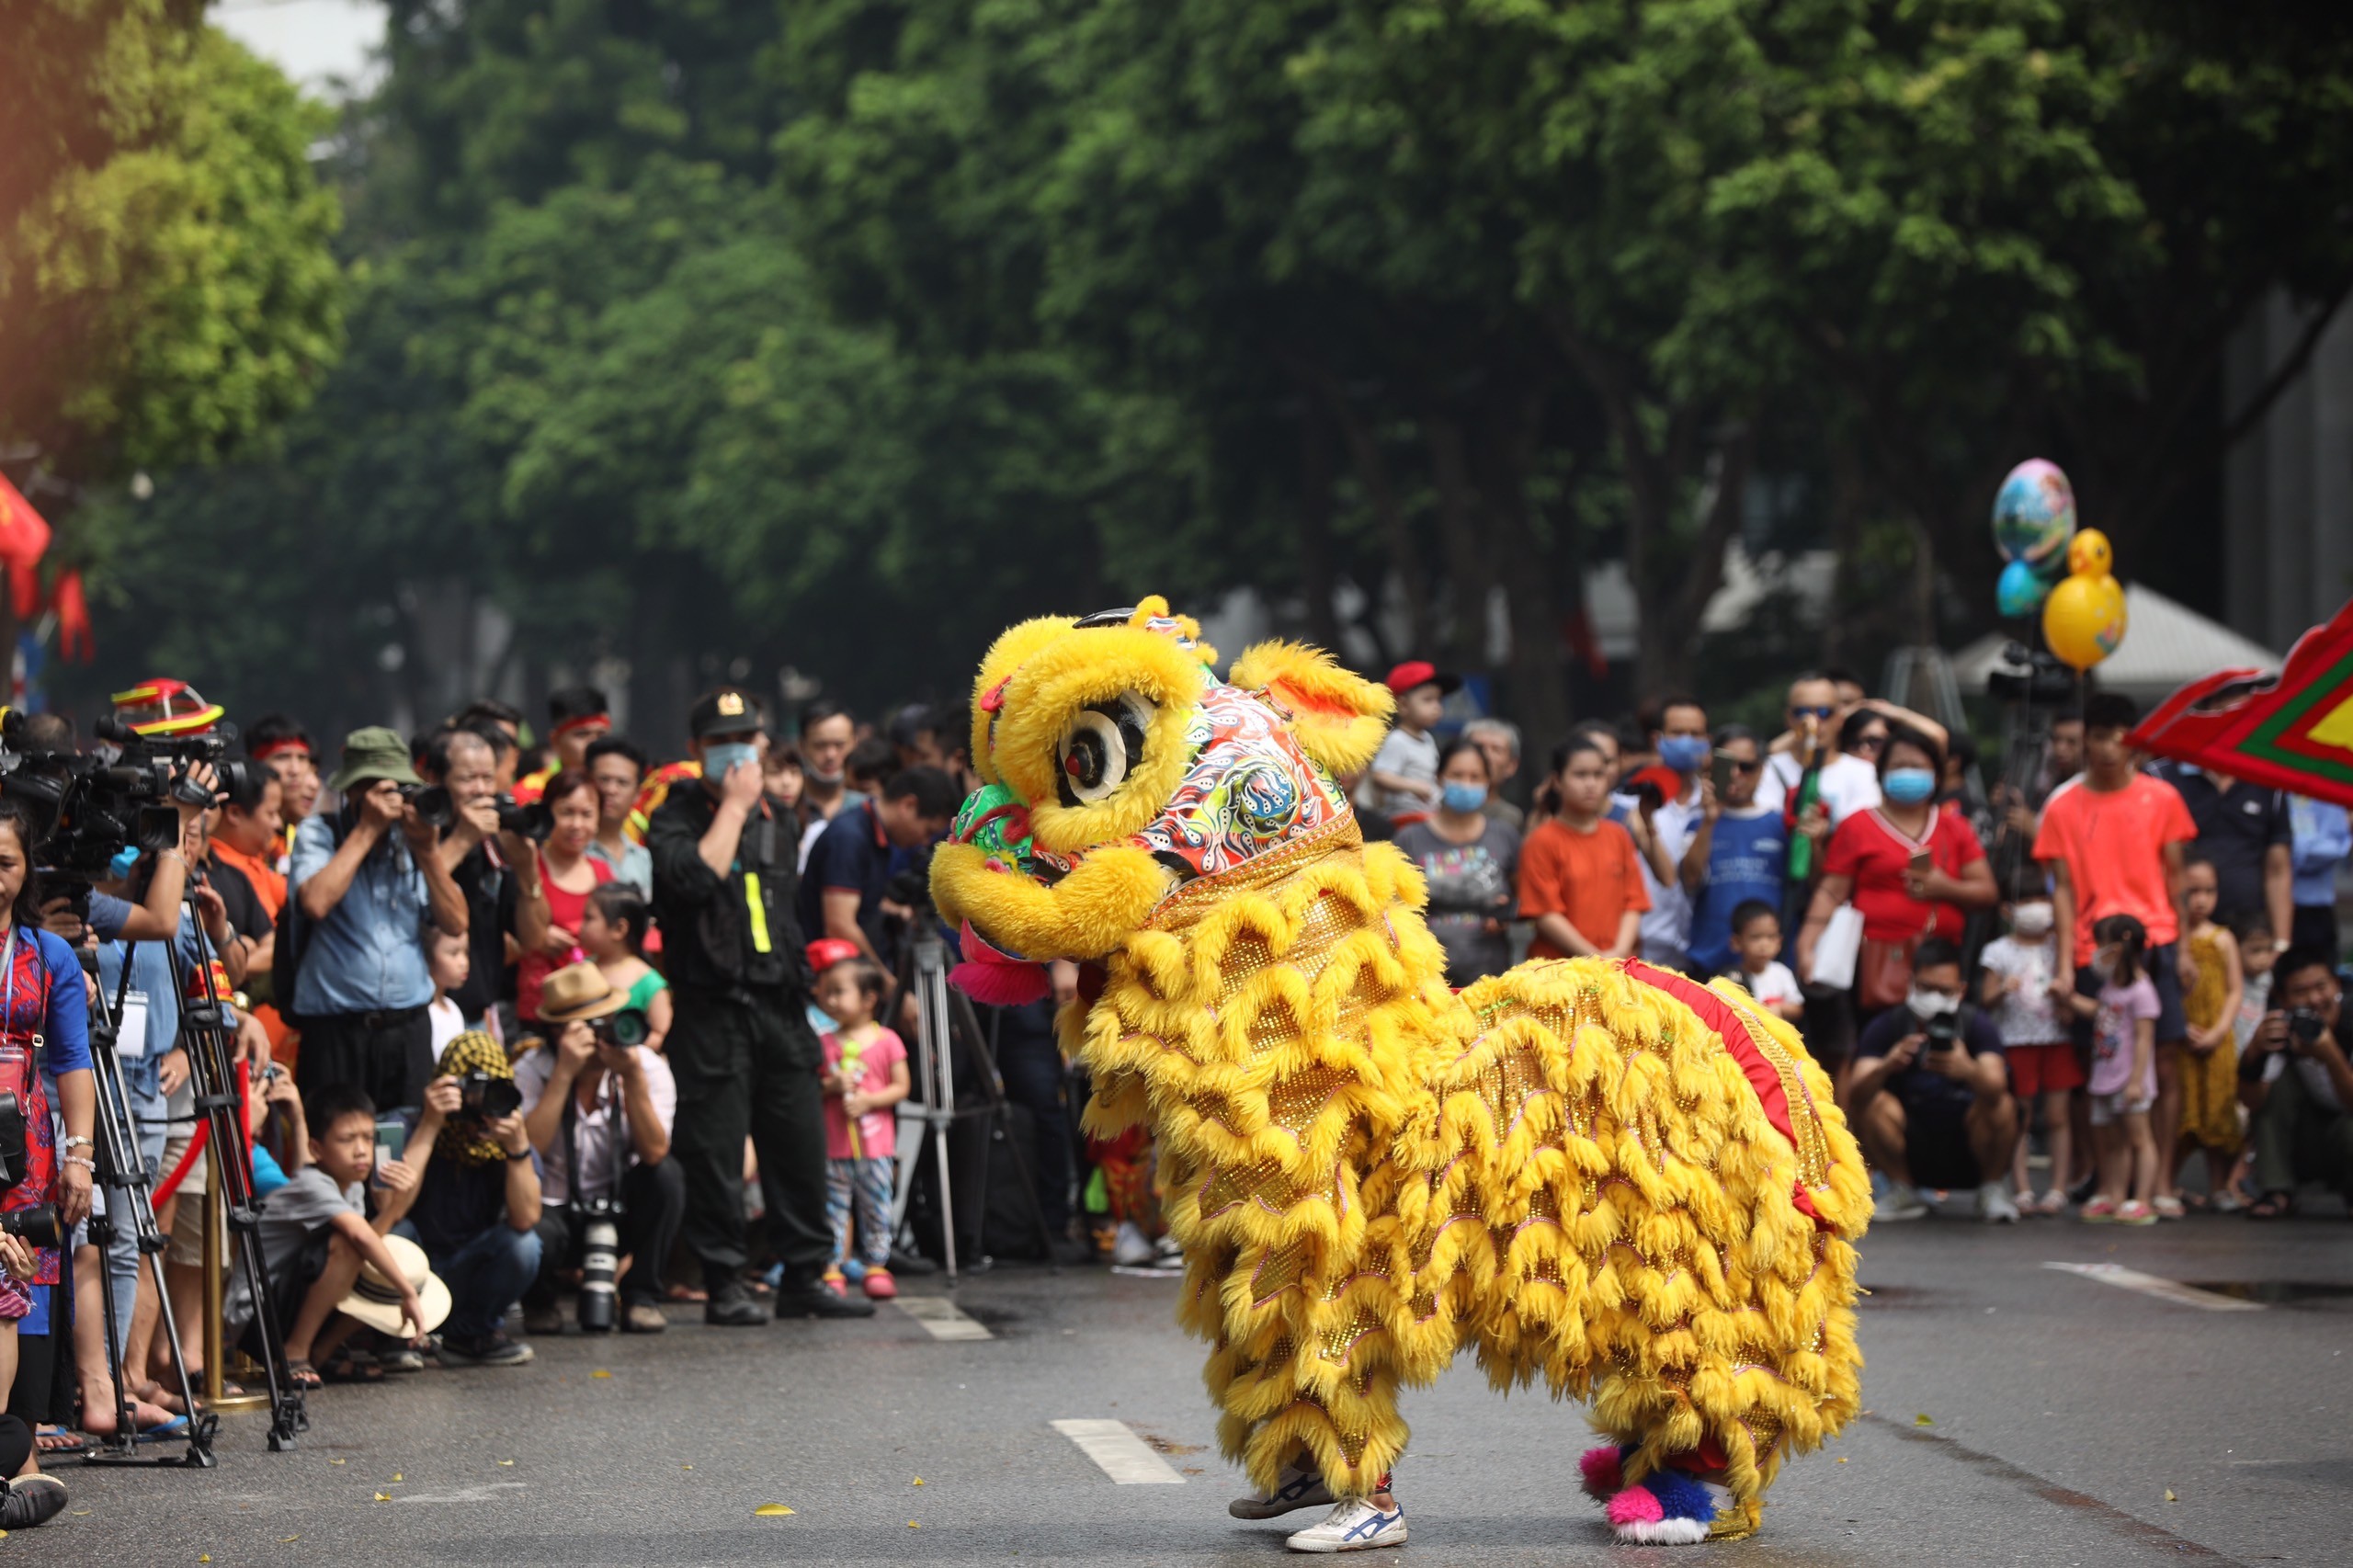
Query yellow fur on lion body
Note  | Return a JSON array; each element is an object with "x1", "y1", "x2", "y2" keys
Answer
[
  {"x1": 935, "y1": 600, "x2": 1864, "y2": 1541},
  {"x1": 1044, "y1": 836, "x2": 1866, "y2": 1537}
]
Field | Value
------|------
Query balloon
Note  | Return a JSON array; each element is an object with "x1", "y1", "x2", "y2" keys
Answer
[
  {"x1": 1992, "y1": 459, "x2": 2077, "y2": 569},
  {"x1": 2066, "y1": 527, "x2": 2112, "y2": 579},
  {"x1": 1996, "y1": 558, "x2": 2052, "y2": 617},
  {"x1": 2043, "y1": 573, "x2": 2128, "y2": 671}
]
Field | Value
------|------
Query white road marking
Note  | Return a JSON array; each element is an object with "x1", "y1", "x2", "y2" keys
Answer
[
  {"x1": 392, "y1": 1482, "x2": 529, "y2": 1504},
  {"x1": 897, "y1": 1294, "x2": 994, "y2": 1340},
  {"x1": 2042, "y1": 1261, "x2": 2265, "y2": 1312},
  {"x1": 1051, "y1": 1418, "x2": 1186, "y2": 1484}
]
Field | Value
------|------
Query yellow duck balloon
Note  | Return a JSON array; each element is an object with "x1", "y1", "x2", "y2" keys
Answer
[{"x1": 2042, "y1": 526, "x2": 2127, "y2": 671}]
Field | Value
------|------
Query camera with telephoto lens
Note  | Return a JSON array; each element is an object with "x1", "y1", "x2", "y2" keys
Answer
[
  {"x1": 494, "y1": 794, "x2": 553, "y2": 844},
  {"x1": 400, "y1": 783, "x2": 456, "y2": 831},
  {"x1": 574, "y1": 1198, "x2": 622, "y2": 1333},
  {"x1": 459, "y1": 1069, "x2": 523, "y2": 1121},
  {"x1": 590, "y1": 1010, "x2": 649, "y2": 1051},
  {"x1": 0, "y1": 709, "x2": 253, "y2": 880},
  {"x1": 2289, "y1": 1007, "x2": 2328, "y2": 1048},
  {"x1": 1985, "y1": 642, "x2": 2079, "y2": 708},
  {"x1": 1923, "y1": 1012, "x2": 1963, "y2": 1050},
  {"x1": 0, "y1": 1204, "x2": 62, "y2": 1250}
]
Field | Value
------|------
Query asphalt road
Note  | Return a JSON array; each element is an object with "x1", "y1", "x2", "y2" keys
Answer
[{"x1": 44, "y1": 1210, "x2": 2353, "y2": 1565}]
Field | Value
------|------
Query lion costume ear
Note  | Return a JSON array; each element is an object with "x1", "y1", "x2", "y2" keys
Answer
[{"x1": 1230, "y1": 641, "x2": 1395, "y2": 776}]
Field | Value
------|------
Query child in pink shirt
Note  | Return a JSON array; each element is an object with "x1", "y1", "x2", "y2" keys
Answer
[{"x1": 817, "y1": 959, "x2": 911, "y2": 1299}]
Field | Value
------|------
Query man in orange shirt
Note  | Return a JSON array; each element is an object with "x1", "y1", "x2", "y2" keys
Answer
[
  {"x1": 1518, "y1": 734, "x2": 1650, "y2": 960},
  {"x1": 2034, "y1": 691, "x2": 2197, "y2": 1210}
]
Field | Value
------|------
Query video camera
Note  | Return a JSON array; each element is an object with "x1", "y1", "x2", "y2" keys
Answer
[
  {"x1": 1985, "y1": 642, "x2": 2077, "y2": 708},
  {"x1": 0, "y1": 708, "x2": 256, "y2": 881}
]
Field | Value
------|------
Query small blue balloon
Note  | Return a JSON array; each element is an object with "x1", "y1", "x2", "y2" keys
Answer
[{"x1": 1997, "y1": 558, "x2": 2050, "y2": 618}]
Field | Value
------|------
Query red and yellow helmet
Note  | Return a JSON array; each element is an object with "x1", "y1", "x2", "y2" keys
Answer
[{"x1": 112, "y1": 678, "x2": 224, "y2": 737}]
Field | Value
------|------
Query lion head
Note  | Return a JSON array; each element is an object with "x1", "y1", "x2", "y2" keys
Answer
[{"x1": 928, "y1": 597, "x2": 1393, "y2": 978}]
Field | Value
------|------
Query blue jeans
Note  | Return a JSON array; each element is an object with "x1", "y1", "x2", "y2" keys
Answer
[{"x1": 403, "y1": 1222, "x2": 543, "y2": 1339}]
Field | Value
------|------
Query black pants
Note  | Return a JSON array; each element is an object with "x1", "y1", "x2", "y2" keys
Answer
[
  {"x1": 2292, "y1": 903, "x2": 2339, "y2": 966},
  {"x1": 295, "y1": 1009, "x2": 433, "y2": 1115},
  {"x1": 668, "y1": 989, "x2": 831, "y2": 1290},
  {"x1": 524, "y1": 1158, "x2": 688, "y2": 1310},
  {"x1": 994, "y1": 1004, "x2": 1074, "y2": 1233}
]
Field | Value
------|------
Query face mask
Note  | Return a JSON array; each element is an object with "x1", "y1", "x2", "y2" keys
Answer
[
  {"x1": 2010, "y1": 903, "x2": 2053, "y2": 937},
  {"x1": 807, "y1": 766, "x2": 845, "y2": 787},
  {"x1": 1906, "y1": 985, "x2": 1961, "y2": 1020},
  {"x1": 1657, "y1": 736, "x2": 1709, "y2": 775},
  {"x1": 703, "y1": 741, "x2": 758, "y2": 781},
  {"x1": 1882, "y1": 767, "x2": 1937, "y2": 805},
  {"x1": 1439, "y1": 781, "x2": 1487, "y2": 814}
]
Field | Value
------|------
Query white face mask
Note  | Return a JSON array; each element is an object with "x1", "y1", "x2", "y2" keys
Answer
[
  {"x1": 1906, "y1": 986, "x2": 1961, "y2": 1020},
  {"x1": 2010, "y1": 903, "x2": 2053, "y2": 937}
]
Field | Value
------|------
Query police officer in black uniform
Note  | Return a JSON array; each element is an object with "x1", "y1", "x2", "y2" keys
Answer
[{"x1": 650, "y1": 687, "x2": 872, "y2": 1323}]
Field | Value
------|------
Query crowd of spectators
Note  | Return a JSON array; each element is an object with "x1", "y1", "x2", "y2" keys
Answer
[
  {"x1": 1374, "y1": 662, "x2": 2352, "y2": 1232},
  {"x1": 0, "y1": 645, "x2": 2347, "y2": 1531}
]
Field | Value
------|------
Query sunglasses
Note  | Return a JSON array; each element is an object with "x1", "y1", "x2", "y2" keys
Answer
[
  {"x1": 1850, "y1": 733, "x2": 1887, "y2": 752},
  {"x1": 1790, "y1": 705, "x2": 1836, "y2": 721},
  {"x1": 1724, "y1": 757, "x2": 1763, "y2": 774}
]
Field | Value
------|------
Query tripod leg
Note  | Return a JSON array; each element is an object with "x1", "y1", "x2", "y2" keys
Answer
[{"x1": 949, "y1": 989, "x2": 1063, "y2": 1269}]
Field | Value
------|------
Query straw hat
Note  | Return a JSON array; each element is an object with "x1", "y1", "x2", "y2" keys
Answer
[
  {"x1": 337, "y1": 1233, "x2": 452, "y2": 1337},
  {"x1": 536, "y1": 960, "x2": 630, "y2": 1026}
]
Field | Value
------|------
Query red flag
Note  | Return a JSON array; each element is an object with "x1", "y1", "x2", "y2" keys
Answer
[
  {"x1": 6, "y1": 562, "x2": 38, "y2": 621},
  {"x1": 0, "y1": 475, "x2": 51, "y2": 574},
  {"x1": 54, "y1": 570, "x2": 92, "y2": 662}
]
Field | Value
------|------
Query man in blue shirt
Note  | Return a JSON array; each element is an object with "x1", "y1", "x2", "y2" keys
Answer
[
  {"x1": 797, "y1": 767, "x2": 960, "y2": 972},
  {"x1": 286, "y1": 728, "x2": 468, "y2": 1114},
  {"x1": 1681, "y1": 728, "x2": 1790, "y2": 976},
  {"x1": 2289, "y1": 795, "x2": 2349, "y2": 961}
]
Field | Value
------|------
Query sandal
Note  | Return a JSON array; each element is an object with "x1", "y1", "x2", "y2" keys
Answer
[
  {"x1": 2152, "y1": 1194, "x2": 2187, "y2": 1220},
  {"x1": 2079, "y1": 1197, "x2": 2120, "y2": 1223},
  {"x1": 2247, "y1": 1192, "x2": 2294, "y2": 1220},
  {"x1": 284, "y1": 1359, "x2": 326, "y2": 1391},
  {"x1": 2118, "y1": 1199, "x2": 2158, "y2": 1226},
  {"x1": 318, "y1": 1349, "x2": 386, "y2": 1386},
  {"x1": 2029, "y1": 1188, "x2": 2069, "y2": 1216},
  {"x1": 34, "y1": 1425, "x2": 91, "y2": 1457}
]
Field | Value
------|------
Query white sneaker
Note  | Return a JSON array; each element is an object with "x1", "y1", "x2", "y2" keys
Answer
[
  {"x1": 1112, "y1": 1221, "x2": 1155, "y2": 1267},
  {"x1": 1873, "y1": 1183, "x2": 1927, "y2": 1221},
  {"x1": 1976, "y1": 1180, "x2": 2021, "y2": 1224},
  {"x1": 1231, "y1": 1464, "x2": 1336, "y2": 1519},
  {"x1": 1287, "y1": 1496, "x2": 1407, "y2": 1552},
  {"x1": 1153, "y1": 1233, "x2": 1184, "y2": 1267}
]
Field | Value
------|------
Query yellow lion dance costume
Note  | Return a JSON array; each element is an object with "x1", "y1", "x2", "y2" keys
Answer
[{"x1": 930, "y1": 601, "x2": 1867, "y2": 1550}]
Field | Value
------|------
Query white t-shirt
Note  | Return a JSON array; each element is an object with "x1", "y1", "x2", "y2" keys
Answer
[
  {"x1": 1756, "y1": 752, "x2": 1882, "y2": 828},
  {"x1": 427, "y1": 994, "x2": 467, "y2": 1057},
  {"x1": 1979, "y1": 934, "x2": 2069, "y2": 1047},
  {"x1": 1734, "y1": 960, "x2": 1803, "y2": 1011},
  {"x1": 1636, "y1": 788, "x2": 1702, "y2": 962},
  {"x1": 514, "y1": 1042, "x2": 678, "y2": 1204},
  {"x1": 1368, "y1": 727, "x2": 1441, "y2": 816}
]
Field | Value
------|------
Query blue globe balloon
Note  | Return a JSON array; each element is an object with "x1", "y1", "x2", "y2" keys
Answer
[
  {"x1": 1997, "y1": 558, "x2": 2050, "y2": 618},
  {"x1": 1991, "y1": 458, "x2": 2077, "y2": 568}
]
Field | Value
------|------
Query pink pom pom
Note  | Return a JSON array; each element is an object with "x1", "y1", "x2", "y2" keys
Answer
[
  {"x1": 1578, "y1": 1446, "x2": 1623, "y2": 1501},
  {"x1": 1605, "y1": 1483, "x2": 1665, "y2": 1528},
  {"x1": 949, "y1": 959, "x2": 1051, "y2": 1006}
]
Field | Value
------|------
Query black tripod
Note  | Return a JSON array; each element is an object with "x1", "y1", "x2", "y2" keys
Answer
[
  {"x1": 78, "y1": 951, "x2": 210, "y2": 1467},
  {"x1": 885, "y1": 922, "x2": 1061, "y2": 1282},
  {"x1": 144, "y1": 898, "x2": 305, "y2": 1449}
]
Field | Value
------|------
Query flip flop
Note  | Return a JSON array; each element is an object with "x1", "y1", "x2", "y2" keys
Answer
[
  {"x1": 284, "y1": 1358, "x2": 326, "y2": 1391},
  {"x1": 34, "y1": 1425, "x2": 92, "y2": 1457},
  {"x1": 318, "y1": 1350, "x2": 385, "y2": 1386},
  {"x1": 134, "y1": 1413, "x2": 192, "y2": 1442}
]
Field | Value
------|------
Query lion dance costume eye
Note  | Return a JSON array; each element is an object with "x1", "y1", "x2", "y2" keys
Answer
[{"x1": 931, "y1": 597, "x2": 1869, "y2": 1546}]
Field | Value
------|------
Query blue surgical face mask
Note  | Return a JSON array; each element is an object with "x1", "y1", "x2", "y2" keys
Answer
[
  {"x1": 1440, "y1": 781, "x2": 1487, "y2": 814},
  {"x1": 703, "y1": 741, "x2": 758, "y2": 781},
  {"x1": 1657, "y1": 735, "x2": 1709, "y2": 775},
  {"x1": 1882, "y1": 767, "x2": 1937, "y2": 805}
]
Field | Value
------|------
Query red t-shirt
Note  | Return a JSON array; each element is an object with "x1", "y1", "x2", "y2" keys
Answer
[
  {"x1": 518, "y1": 852, "x2": 613, "y2": 1021},
  {"x1": 2033, "y1": 773, "x2": 2197, "y2": 965},
  {"x1": 1824, "y1": 805, "x2": 1985, "y2": 943}
]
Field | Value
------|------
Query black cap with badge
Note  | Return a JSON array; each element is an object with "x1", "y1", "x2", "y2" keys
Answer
[{"x1": 688, "y1": 687, "x2": 762, "y2": 740}]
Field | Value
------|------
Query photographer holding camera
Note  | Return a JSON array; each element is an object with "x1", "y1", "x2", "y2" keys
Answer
[
  {"x1": 285, "y1": 728, "x2": 469, "y2": 1114},
  {"x1": 420, "y1": 725, "x2": 551, "y2": 1033},
  {"x1": 1848, "y1": 937, "x2": 2020, "y2": 1222},
  {"x1": 2243, "y1": 947, "x2": 2353, "y2": 1218},
  {"x1": 516, "y1": 963, "x2": 678, "y2": 1335},
  {"x1": 394, "y1": 1031, "x2": 542, "y2": 1365}
]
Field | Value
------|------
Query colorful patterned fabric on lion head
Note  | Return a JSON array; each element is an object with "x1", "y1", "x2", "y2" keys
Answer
[{"x1": 930, "y1": 597, "x2": 1394, "y2": 995}]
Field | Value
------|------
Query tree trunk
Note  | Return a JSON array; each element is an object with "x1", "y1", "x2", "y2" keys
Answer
[
  {"x1": 1296, "y1": 408, "x2": 1342, "y2": 653},
  {"x1": 1480, "y1": 391, "x2": 1572, "y2": 746},
  {"x1": 1632, "y1": 426, "x2": 1755, "y2": 699},
  {"x1": 1280, "y1": 349, "x2": 1431, "y2": 657},
  {"x1": 1427, "y1": 414, "x2": 1495, "y2": 675}
]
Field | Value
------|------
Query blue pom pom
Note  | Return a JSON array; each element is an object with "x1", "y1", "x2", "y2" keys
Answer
[{"x1": 1643, "y1": 1468, "x2": 1718, "y2": 1523}]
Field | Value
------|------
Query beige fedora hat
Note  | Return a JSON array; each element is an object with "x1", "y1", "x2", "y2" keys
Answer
[{"x1": 338, "y1": 1233, "x2": 453, "y2": 1337}]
